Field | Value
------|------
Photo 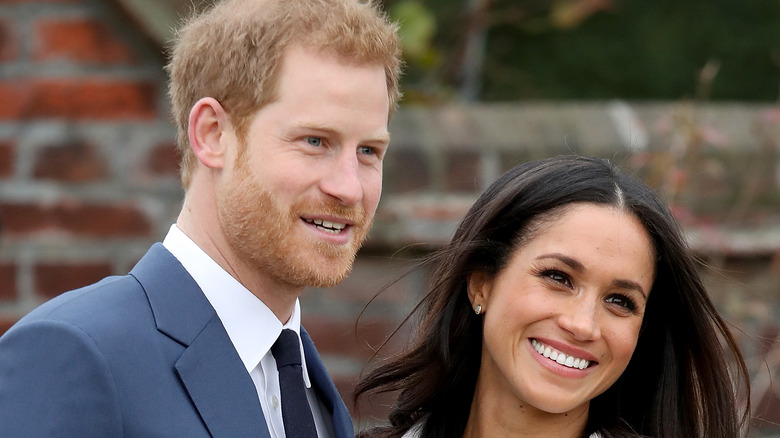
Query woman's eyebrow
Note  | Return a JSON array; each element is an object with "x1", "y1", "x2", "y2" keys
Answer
[
  {"x1": 536, "y1": 253, "x2": 584, "y2": 272},
  {"x1": 536, "y1": 253, "x2": 648, "y2": 299},
  {"x1": 612, "y1": 279, "x2": 648, "y2": 300}
]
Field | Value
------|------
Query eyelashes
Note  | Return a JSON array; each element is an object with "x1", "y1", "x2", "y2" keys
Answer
[
  {"x1": 605, "y1": 294, "x2": 638, "y2": 312},
  {"x1": 535, "y1": 267, "x2": 640, "y2": 315},
  {"x1": 539, "y1": 268, "x2": 573, "y2": 288}
]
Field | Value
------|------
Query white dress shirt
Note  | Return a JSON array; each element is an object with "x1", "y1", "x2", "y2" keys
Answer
[{"x1": 163, "y1": 225, "x2": 334, "y2": 438}]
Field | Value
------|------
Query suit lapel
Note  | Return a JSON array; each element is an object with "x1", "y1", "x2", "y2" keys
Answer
[
  {"x1": 301, "y1": 328, "x2": 355, "y2": 438},
  {"x1": 176, "y1": 316, "x2": 270, "y2": 438},
  {"x1": 131, "y1": 244, "x2": 270, "y2": 438}
]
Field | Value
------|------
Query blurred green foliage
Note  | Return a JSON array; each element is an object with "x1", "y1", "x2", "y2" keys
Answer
[{"x1": 384, "y1": 0, "x2": 780, "y2": 103}]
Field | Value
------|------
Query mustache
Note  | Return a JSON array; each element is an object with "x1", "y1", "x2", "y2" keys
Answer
[{"x1": 294, "y1": 199, "x2": 367, "y2": 225}]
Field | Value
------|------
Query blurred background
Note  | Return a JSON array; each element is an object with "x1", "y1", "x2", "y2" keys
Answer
[{"x1": 0, "y1": 0, "x2": 778, "y2": 435}]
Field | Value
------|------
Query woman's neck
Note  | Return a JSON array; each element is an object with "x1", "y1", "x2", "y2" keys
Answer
[{"x1": 462, "y1": 384, "x2": 589, "y2": 438}]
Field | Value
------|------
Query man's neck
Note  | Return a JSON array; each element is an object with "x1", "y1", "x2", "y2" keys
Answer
[{"x1": 175, "y1": 203, "x2": 301, "y2": 323}]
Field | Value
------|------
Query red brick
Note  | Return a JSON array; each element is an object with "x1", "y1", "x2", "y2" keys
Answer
[
  {"x1": 0, "y1": 141, "x2": 14, "y2": 178},
  {"x1": 332, "y1": 372, "x2": 398, "y2": 420},
  {"x1": 0, "y1": 262, "x2": 17, "y2": 301},
  {"x1": 33, "y1": 141, "x2": 108, "y2": 182},
  {"x1": 0, "y1": 20, "x2": 19, "y2": 62},
  {"x1": 35, "y1": 18, "x2": 135, "y2": 64},
  {"x1": 34, "y1": 262, "x2": 112, "y2": 298},
  {"x1": 308, "y1": 257, "x2": 418, "y2": 306},
  {"x1": 349, "y1": 381, "x2": 397, "y2": 426},
  {"x1": 753, "y1": 385, "x2": 780, "y2": 431},
  {"x1": 770, "y1": 250, "x2": 780, "y2": 274},
  {"x1": 331, "y1": 375, "x2": 358, "y2": 413},
  {"x1": 0, "y1": 316, "x2": 19, "y2": 337},
  {"x1": 0, "y1": 201, "x2": 152, "y2": 238},
  {"x1": 445, "y1": 151, "x2": 481, "y2": 192},
  {"x1": 383, "y1": 149, "x2": 429, "y2": 193},
  {"x1": 146, "y1": 142, "x2": 180, "y2": 177},
  {"x1": 0, "y1": 0, "x2": 82, "y2": 3},
  {"x1": 303, "y1": 317, "x2": 401, "y2": 359},
  {"x1": 0, "y1": 79, "x2": 157, "y2": 120},
  {"x1": 757, "y1": 325, "x2": 780, "y2": 357}
]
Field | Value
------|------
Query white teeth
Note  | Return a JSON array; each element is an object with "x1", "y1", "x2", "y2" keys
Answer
[
  {"x1": 531, "y1": 339, "x2": 590, "y2": 370},
  {"x1": 306, "y1": 219, "x2": 347, "y2": 233}
]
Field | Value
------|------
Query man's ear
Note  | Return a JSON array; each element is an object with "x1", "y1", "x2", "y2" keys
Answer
[
  {"x1": 187, "y1": 97, "x2": 232, "y2": 170},
  {"x1": 467, "y1": 271, "x2": 493, "y2": 308}
]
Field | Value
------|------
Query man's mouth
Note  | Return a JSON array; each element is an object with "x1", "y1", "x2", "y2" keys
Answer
[
  {"x1": 303, "y1": 218, "x2": 348, "y2": 234},
  {"x1": 531, "y1": 339, "x2": 592, "y2": 370}
]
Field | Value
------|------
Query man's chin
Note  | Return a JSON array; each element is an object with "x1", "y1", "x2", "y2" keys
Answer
[
  {"x1": 302, "y1": 252, "x2": 358, "y2": 288},
  {"x1": 261, "y1": 236, "x2": 362, "y2": 288},
  {"x1": 307, "y1": 274, "x2": 349, "y2": 289},
  {"x1": 282, "y1": 266, "x2": 350, "y2": 289}
]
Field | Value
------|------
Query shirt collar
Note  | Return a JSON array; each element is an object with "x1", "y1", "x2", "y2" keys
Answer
[{"x1": 162, "y1": 224, "x2": 311, "y2": 387}]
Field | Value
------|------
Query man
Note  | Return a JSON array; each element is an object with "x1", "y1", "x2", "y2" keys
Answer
[{"x1": 0, "y1": 0, "x2": 401, "y2": 436}]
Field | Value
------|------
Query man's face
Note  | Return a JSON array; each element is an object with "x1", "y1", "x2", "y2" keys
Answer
[{"x1": 217, "y1": 45, "x2": 390, "y2": 289}]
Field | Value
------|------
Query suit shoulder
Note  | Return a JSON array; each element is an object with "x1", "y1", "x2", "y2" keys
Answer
[
  {"x1": 10, "y1": 273, "x2": 150, "y2": 336},
  {"x1": 0, "y1": 309, "x2": 125, "y2": 436}
]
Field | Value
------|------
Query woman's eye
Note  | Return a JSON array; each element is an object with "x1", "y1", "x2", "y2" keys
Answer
[
  {"x1": 305, "y1": 137, "x2": 322, "y2": 147},
  {"x1": 606, "y1": 295, "x2": 637, "y2": 312},
  {"x1": 543, "y1": 270, "x2": 572, "y2": 288}
]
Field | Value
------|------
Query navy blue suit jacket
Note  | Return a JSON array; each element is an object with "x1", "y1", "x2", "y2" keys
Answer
[{"x1": 0, "y1": 243, "x2": 354, "y2": 437}]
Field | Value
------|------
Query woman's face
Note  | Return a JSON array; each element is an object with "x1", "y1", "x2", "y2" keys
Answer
[{"x1": 469, "y1": 203, "x2": 656, "y2": 417}]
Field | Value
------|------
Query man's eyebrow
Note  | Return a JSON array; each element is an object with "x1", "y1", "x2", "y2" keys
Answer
[
  {"x1": 536, "y1": 253, "x2": 648, "y2": 299},
  {"x1": 294, "y1": 123, "x2": 390, "y2": 144}
]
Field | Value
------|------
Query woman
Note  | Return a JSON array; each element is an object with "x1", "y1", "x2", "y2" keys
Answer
[{"x1": 355, "y1": 155, "x2": 750, "y2": 438}]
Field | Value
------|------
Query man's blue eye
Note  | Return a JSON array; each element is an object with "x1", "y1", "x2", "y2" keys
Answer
[
  {"x1": 306, "y1": 137, "x2": 322, "y2": 147},
  {"x1": 359, "y1": 146, "x2": 374, "y2": 156}
]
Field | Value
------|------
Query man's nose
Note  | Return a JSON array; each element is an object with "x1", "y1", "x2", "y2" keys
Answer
[{"x1": 318, "y1": 151, "x2": 363, "y2": 206}]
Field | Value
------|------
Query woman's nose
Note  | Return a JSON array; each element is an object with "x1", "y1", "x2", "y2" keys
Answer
[{"x1": 557, "y1": 296, "x2": 601, "y2": 342}]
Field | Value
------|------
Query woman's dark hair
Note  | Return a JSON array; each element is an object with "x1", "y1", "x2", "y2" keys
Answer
[{"x1": 354, "y1": 155, "x2": 750, "y2": 438}]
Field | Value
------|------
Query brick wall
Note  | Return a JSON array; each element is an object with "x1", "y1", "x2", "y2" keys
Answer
[
  {"x1": 1, "y1": 0, "x2": 779, "y2": 435},
  {"x1": 0, "y1": 0, "x2": 181, "y2": 326}
]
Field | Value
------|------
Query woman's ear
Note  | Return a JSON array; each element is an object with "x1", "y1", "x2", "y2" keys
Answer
[
  {"x1": 187, "y1": 97, "x2": 232, "y2": 170},
  {"x1": 467, "y1": 271, "x2": 493, "y2": 309}
]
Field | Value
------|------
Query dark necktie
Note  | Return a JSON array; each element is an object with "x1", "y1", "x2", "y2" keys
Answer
[{"x1": 271, "y1": 329, "x2": 318, "y2": 437}]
